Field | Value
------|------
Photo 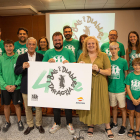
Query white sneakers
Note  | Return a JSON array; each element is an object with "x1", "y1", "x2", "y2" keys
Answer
[
  {"x1": 49, "y1": 123, "x2": 61, "y2": 134},
  {"x1": 49, "y1": 123, "x2": 75, "y2": 135},
  {"x1": 67, "y1": 123, "x2": 75, "y2": 135}
]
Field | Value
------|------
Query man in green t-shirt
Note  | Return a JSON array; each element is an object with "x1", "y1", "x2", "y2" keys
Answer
[
  {"x1": 101, "y1": 30, "x2": 125, "y2": 58},
  {"x1": 0, "y1": 28, "x2": 5, "y2": 56},
  {"x1": 63, "y1": 25, "x2": 80, "y2": 60},
  {"x1": 108, "y1": 42, "x2": 128, "y2": 135},
  {"x1": 14, "y1": 27, "x2": 38, "y2": 55},
  {"x1": 43, "y1": 32, "x2": 75, "y2": 135}
]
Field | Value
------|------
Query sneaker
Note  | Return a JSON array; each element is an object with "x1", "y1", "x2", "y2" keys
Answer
[
  {"x1": 49, "y1": 123, "x2": 61, "y2": 134},
  {"x1": 118, "y1": 126, "x2": 126, "y2": 135},
  {"x1": 110, "y1": 122, "x2": 118, "y2": 129},
  {"x1": 2, "y1": 122, "x2": 11, "y2": 132},
  {"x1": 18, "y1": 120, "x2": 24, "y2": 131},
  {"x1": 67, "y1": 123, "x2": 75, "y2": 135}
]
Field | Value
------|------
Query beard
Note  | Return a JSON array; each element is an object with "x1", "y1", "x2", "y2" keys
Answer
[
  {"x1": 65, "y1": 34, "x2": 72, "y2": 39},
  {"x1": 19, "y1": 37, "x2": 26, "y2": 43},
  {"x1": 54, "y1": 43, "x2": 63, "y2": 50}
]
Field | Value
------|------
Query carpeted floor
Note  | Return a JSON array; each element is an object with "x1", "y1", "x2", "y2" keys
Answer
[{"x1": 0, "y1": 116, "x2": 137, "y2": 140}]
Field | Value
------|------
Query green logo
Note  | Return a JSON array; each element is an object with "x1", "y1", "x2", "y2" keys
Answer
[{"x1": 32, "y1": 67, "x2": 83, "y2": 95}]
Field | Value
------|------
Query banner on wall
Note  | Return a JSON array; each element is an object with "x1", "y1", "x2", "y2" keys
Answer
[{"x1": 28, "y1": 62, "x2": 92, "y2": 110}]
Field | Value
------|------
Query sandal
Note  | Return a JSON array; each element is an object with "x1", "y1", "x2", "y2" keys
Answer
[
  {"x1": 87, "y1": 126, "x2": 94, "y2": 137},
  {"x1": 135, "y1": 131, "x2": 140, "y2": 140},
  {"x1": 105, "y1": 128, "x2": 114, "y2": 140},
  {"x1": 127, "y1": 129, "x2": 135, "y2": 138}
]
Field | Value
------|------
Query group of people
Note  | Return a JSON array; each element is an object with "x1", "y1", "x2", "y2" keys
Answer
[{"x1": 0, "y1": 26, "x2": 140, "y2": 140}]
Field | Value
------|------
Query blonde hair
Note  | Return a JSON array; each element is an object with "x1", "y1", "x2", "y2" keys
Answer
[
  {"x1": 109, "y1": 42, "x2": 119, "y2": 49},
  {"x1": 83, "y1": 36, "x2": 100, "y2": 57}
]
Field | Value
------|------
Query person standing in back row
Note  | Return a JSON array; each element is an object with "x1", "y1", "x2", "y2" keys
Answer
[
  {"x1": 63, "y1": 25, "x2": 80, "y2": 60},
  {"x1": 101, "y1": 30, "x2": 125, "y2": 58}
]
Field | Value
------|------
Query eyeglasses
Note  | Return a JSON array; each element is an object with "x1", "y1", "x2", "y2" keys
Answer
[{"x1": 109, "y1": 34, "x2": 117, "y2": 37}]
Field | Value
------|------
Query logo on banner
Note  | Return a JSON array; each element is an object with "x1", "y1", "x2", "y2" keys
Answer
[
  {"x1": 76, "y1": 97, "x2": 85, "y2": 104},
  {"x1": 77, "y1": 97, "x2": 84, "y2": 102},
  {"x1": 47, "y1": 66, "x2": 83, "y2": 96},
  {"x1": 32, "y1": 66, "x2": 83, "y2": 96},
  {"x1": 31, "y1": 94, "x2": 38, "y2": 101}
]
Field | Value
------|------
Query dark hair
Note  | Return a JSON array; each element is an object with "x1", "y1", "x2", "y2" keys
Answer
[
  {"x1": 17, "y1": 27, "x2": 28, "y2": 35},
  {"x1": 128, "y1": 31, "x2": 140, "y2": 54},
  {"x1": 63, "y1": 25, "x2": 72, "y2": 32},
  {"x1": 52, "y1": 32, "x2": 63, "y2": 40},
  {"x1": 38, "y1": 36, "x2": 49, "y2": 50},
  {"x1": 109, "y1": 30, "x2": 118, "y2": 36},
  {"x1": 4, "y1": 39, "x2": 14, "y2": 46},
  {"x1": 79, "y1": 34, "x2": 88, "y2": 50},
  {"x1": 0, "y1": 28, "x2": 1, "y2": 32},
  {"x1": 132, "y1": 58, "x2": 140, "y2": 66}
]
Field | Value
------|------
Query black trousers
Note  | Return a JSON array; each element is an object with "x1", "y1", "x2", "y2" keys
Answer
[{"x1": 53, "y1": 108, "x2": 72, "y2": 125}]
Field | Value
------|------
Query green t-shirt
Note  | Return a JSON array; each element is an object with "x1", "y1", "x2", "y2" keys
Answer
[
  {"x1": 125, "y1": 72, "x2": 140, "y2": 100},
  {"x1": 108, "y1": 57, "x2": 128, "y2": 93},
  {"x1": 14, "y1": 41, "x2": 38, "y2": 55},
  {"x1": 0, "y1": 40, "x2": 5, "y2": 56},
  {"x1": 76, "y1": 49, "x2": 83, "y2": 62},
  {"x1": 101, "y1": 41, "x2": 125, "y2": 58},
  {"x1": 129, "y1": 50, "x2": 140, "y2": 71},
  {"x1": 63, "y1": 39, "x2": 80, "y2": 60},
  {"x1": 42, "y1": 47, "x2": 76, "y2": 63},
  {"x1": 37, "y1": 50, "x2": 47, "y2": 56}
]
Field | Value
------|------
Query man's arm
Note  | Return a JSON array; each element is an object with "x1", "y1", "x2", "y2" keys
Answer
[{"x1": 14, "y1": 55, "x2": 24, "y2": 75}]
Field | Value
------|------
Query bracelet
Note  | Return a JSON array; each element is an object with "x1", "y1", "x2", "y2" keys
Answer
[{"x1": 98, "y1": 68, "x2": 100, "y2": 73}]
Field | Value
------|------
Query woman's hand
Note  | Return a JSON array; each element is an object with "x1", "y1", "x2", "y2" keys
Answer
[{"x1": 92, "y1": 64, "x2": 99, "y2": 72}]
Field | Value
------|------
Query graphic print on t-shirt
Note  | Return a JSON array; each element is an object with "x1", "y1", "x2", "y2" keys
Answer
[
  {"x1": 105, "y1": 48, "x2": 112, "y2": 57},
  {"x1": 110, "y1": 64, "x2": 121, "y2": 79},
  {"x1": 65, "y1": 45, "x2": 75, "y2": 55},
  {"x1": 131, "y1": 53, "x2": 140, "y2": 62},
  {"x1": 131, "y1": 79, "x2": 140, "y2": 91},
  {"x1": 53, "y1": 55, "x2": 66, "y2": 62},
  {"x1": 16, "y1": 48, "x2": 28, "y2": 55}
]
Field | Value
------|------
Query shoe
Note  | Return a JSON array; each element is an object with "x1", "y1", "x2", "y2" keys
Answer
[
  {"x1": 36, "y1": 126, "x2": 45, "y2": 134},
  {"x1": 105, "y1": 128, "x2": 114, "y2": 140},
  {"x1": 110, "y1": 122, "x2": 118, "y2": 129},
  {"x1": 67, "y1": 123, "x2": 75, "y2": 135},
  {"x1": 127, "y1": 128, "x2": 135, "y2": 138},
  {"x1": 135, "y1": 131, "x2": 140, "y2": 140},
  {"x1": 24, "y1": 126, "x2": 34, "y2": 135},
  {"x1": 18, "y1": 120, "x2": 24, "y2": 131},
  {"x1": 2, "y1": 122, "x2": 11, "y2": 132},
  {"x1": 87, "y1": 126, "x2": 94, "y2": 137},
  {"x1": 118, "y1": 126, "x2": 126, "y2": 135},
  {"x1": 49, "y1": 123, "x2": 61, "y2": 134}
]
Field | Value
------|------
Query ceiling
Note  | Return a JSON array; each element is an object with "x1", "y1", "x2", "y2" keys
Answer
[{"x1": 0, "y1": 0, "x2": 140, "y2": 16}]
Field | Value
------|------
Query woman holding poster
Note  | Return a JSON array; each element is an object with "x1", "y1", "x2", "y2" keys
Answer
[{"x1": 77, "y1": 36, "x2": 114, "y2": 139}]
